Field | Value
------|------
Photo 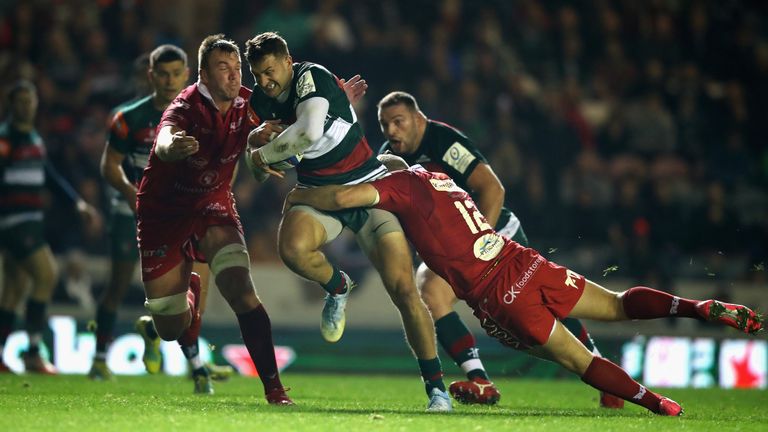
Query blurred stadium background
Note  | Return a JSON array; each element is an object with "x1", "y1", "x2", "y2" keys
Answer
[{"x1": 0, "y1": 0, "x2": 766, "y2": 387}]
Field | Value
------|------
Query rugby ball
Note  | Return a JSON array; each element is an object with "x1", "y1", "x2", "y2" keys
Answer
[{"x1": 270, "y1": 153, "x2": 303, "y2": 170}]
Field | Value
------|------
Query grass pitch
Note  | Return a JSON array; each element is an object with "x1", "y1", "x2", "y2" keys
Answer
[{"x1": 0, "y1": 373, "x2": 765, "y2": 432}]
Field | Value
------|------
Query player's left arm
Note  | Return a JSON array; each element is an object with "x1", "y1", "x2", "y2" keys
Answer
[
  {"x1": 249, "y1": 96, "x2": 328, "y2": 167},
  {"x1": 285, "y1": 183, "x2": 379, "y2": 213},
  {"x1": 466, "y1": 162, "x2": 505, "y2": 227}
]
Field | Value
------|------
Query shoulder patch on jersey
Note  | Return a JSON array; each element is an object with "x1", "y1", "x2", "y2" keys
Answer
[
  {"x1": 297, "y1": 70, "x2": 316, "y2": 99},
  {"x1": 442, "y1": 142, "x2": 476, "y2": 174},
  {"x1": 429, "y1": 177, "x2": 464, "y2": 193}
]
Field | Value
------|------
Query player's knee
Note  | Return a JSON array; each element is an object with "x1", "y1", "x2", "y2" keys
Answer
[
  {"x1": 278, "y1": 234, "x2": 314, "y2": 265},
  {"x1": 387, "y1": 281, "x2": 422, "y2": 310}
]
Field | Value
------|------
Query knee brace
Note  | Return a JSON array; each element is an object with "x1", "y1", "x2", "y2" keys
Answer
[
  {"x1": 144, "y1": 292, "x2": 189, "y2": 315},
  {"x1": 210, "y1": 243, "x2": 250, "y2": 277}
]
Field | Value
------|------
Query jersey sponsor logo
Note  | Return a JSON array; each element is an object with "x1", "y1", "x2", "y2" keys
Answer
[
  {"x1": 187, "y1": 156, "x2": 208, "y2": 169},
  {"x1": 199, "y1": 170, "x2": 219, "y2": 187},
  {"x1": 473, "y1": 233, "x2": 504, "y2": 261},
  {"x1": 514, "y1": 255, "x2": 544, "y2": 291},
  {"x1": 229, "y1": 117, "x2": 244, "y2": 132},
  {"x1": 429, "y1": 178, "x2": 464, "y2": 193},
  {"x1": 442, "y1": 142, "x2": 476, "y2": 174},
  {"x1": 296, "y1": 71, "x2": 316, "y2": 98},
  {"x1": 203, "y1": 201, "x2": 230, "y2": 217},
  {"x1": 564, "y1": 269, "x2": 580, "y2": 289}
]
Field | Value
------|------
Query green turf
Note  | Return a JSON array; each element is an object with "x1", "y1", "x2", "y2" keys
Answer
[{"x1": 0, "y1": 373, "x2": 765, "y2": 431}]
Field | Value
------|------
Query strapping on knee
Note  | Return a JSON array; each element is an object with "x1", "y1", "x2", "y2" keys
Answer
[
  {"x1": 144, "y1": 292, "x2": 189, "y2": 315},
  {"x1": 210, "y1": 243, "x2": 250, "y2": 277}
]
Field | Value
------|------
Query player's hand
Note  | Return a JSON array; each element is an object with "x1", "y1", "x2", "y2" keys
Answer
[
  {"x1": 341, "y1": 74, "x2": 367, "y2": 104},
  {"x1": 248, "y1": 148, "x2": 285, "y2": 179},
  {"x1": 76, "y1": 200, "x2": 103, "y2": 238},
  {"x1": 248, "y1": 120, "x2": 285, "y2": 149},
  {"x1": 166, "y1": 130, "x2": 199, "y2": 161}
]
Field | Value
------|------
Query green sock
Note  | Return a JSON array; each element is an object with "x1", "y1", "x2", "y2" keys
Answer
[
  {"x1": 435, "y1": 312, "x2": 489, "y2": 380},
  {"x1": 417, "y1": 357, "x2": 446, "y2": 395},
  {"x1": 320, "y1": 266, "x2": 346, "y2": 295}
]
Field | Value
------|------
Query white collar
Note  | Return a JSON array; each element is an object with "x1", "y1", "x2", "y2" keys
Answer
[{"x1": 197, "y1": 81, "x2": 219, "y2": 111}]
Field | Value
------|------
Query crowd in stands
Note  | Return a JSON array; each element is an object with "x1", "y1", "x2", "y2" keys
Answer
[{"x1": 1, "y1": 0, "x2": 766, "y2": 296}]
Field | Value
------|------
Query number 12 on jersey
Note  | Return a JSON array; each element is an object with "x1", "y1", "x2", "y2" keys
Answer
[{"x1": 454, "y1": 200, "x2": 492, "y2": 234}]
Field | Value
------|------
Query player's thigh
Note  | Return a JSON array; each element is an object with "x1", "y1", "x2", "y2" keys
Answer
[
  {"x1": 1, "y1": 254, "x2": 30, "y2": 308},
  {"x1": 567, "y1": 279, "x2": 625, "y2": 321},
  {"x1": 279, "y1": 205, "x2": 340, "y2": 253},
  {"x1": 19, "y1": 245, "x2": 59, "y2": 300},
  {"x1": 360, "y1": 230, "x2": 414, "y2": 288},
  {"x1": 526, "y1": 320, "x2": 594, "y2": 375},
  {"x1": 416, "y1": 263, "x2": 458, "y2": 319}
]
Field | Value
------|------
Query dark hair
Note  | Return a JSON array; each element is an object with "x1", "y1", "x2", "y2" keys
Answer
[
  {"x1": 377, "y1": 91, "x2": 420, "y2": 112},
  {"x1": 197, "y1": 34, "x2": 240, "y2": 71},
  {"x1": 150, "y1": 44, "x2": 188, "y2": 68},
  {"x1": 6, "y1": 79, "x2": 36, "y2": 103},
  {"x1": 244, "y1": 32, "x2": 290, "y2": 64}
]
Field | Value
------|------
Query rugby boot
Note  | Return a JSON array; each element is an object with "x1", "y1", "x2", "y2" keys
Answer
[
  {"x1": 88, "y1": 358, "x2": 114, "y2": 381},
  {"x1": 320, "y1": 271, "x2": 355, "y2": 343},
  {"x1": 696, "y1": 300, "x2": 763, "y2": 334},
  {"x1": 426, "y1": 388, "x2": 453, "y2": 412},
  {"x1": 657, "y1": 397, "x2": 683, "y2": 416},
  {"x1": 193, "y1": 372, "x2": 214, "y2": 395},
  {"x1": 135, "y1": 315, "x2": 163, "y2": 374},
  {"x1": 207, "y1": 362, "x2": 235, "y2": 381},
  {"x1": 599, "y1": 391, "x2": 625, "y2": 409},
  {"x1": 22, "y1": 351, "x2": 57, "y2": 375},
  {"x1": 448, "y1": 377, "x2": 501, "y2": 405},
  {"x1": 266, "y1": 387, "x2": 294, "y2": 405}
]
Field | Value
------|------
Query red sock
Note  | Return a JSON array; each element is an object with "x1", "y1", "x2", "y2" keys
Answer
[
  {"x1": 581, "y1": 357, "x2": 662, "y2": 413},
  {"x1": 236, "y1": 304, "x2": 283, "y2": 393},
  {"x1": 177, "y1": 288, "x2": 200, "y2": 347},
  {"x1": 621, "y1": 286, "x2": 698, "y2": 319}
]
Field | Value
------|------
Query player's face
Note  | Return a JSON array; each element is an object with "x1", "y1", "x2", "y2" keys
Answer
[
  {"x1": 10, "y1": 89, "x2": 38, "y2": 123},
  {"x1": 150, "y1": 60, "x2": 189, "y2": 104},
  {"x1": 200, "y1": 49, "x2": 242, "y2": 102},
  {"x1": 249, "y1": 54, "x2": 293, "y2": 99},
  {"x1": 378, "y1": 104, "x2": 420, "y2": 155}
]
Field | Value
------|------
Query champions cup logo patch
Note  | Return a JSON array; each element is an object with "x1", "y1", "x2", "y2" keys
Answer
[
  {"x1": 442, "y1": 142, "x2": 476, "y2": 174},
  {"x1": 297, "y1": 71, "x2": 316, "y2": 98},
  {"x1": 429, "y1": 178, "x2": 463, "y2": 192},
  {"x1": 474, "y1": 233, "x2": 504, "y2": 261}
]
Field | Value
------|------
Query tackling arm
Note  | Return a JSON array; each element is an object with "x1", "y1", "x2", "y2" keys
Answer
[
  {"x1": 251, "y1": 96, "x2": 329, "y2": 165},
  {"x1": 466, "y1": 163, "x2": 505, "y2": 227},
  {"x1": 286, "y1": 183, "x2": 379, "y2": 212}
]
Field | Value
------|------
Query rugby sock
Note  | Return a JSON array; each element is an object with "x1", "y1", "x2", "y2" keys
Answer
[
  {"x1": 95, "y1": 306, "x2": 117, "y2": 357},
  {"x1": 417, "y1": 357, "x2": 447, "y2": 395},
  {"x1": 179, "y1": 342, "x2": 207, "y2": 376},
  {"x1": 581, "y1": 356, "x2": 663, "y2": 413},
  {"x1": 236, "y1": 304, "x2": 283, "y2": 393},
  {"x1": 435, "y1": 312, "x2": 489, "y2": 380},
  {"x1": 621, "y1": 286, "x2": 698, "y2": 319},
  {"x1": 25, "y1": 299, "x2": 47, "y2": 354},
  {"x1": 320, "y1": 266, "x2": 347, "y2": 295},
  {"x1": 0, "y1": 309, "x2": 15, "y2": 349},
  {"x1": 561, "y1": 317, "x2": 599, "y2": 354}
]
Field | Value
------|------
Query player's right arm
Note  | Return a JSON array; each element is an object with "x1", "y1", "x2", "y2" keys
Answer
[
  {"x1": 285, "y1": 183, "x2": 379, "y2": 213},
  {"x1": 154, "y1": 125, "x2": 199, "y2": 162},
  {"x1": 100, "y1": 144, "x2": 136, "y2": 212}
]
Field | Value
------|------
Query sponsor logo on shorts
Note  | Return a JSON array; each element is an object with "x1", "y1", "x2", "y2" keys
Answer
[
  {"x1": 564, "y1": 269, "x2": 581, "y2": 289},
  {"x1": 479, "y1": 313, "x2": 521, "y2": 349},
  {"x1": 442, "y1": 142, "x2": 476, "y2": 174},
  {"x1": 503, "y1": 285, "x2": 522, "y2": 305},
  {"x1": 514, "y1": 255, "x2": 544, "y2": 291},
  {"x1": 142, "y1": 245, "x2": 167, "y2": 258},
  {"x1": 142, "y1": 263, "x2": 164, "y2": 273},
  {"x1": 474, "y1": 233, "x2": 504, "y2": 261}
]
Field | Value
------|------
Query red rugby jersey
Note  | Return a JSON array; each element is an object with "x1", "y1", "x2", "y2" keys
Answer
[
  {"x1": 137, "y1": 83, "x2": 258, "y2": 212},
  {"x1": 371, "y1": 167, "x2": 522, "y2": 307}
]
